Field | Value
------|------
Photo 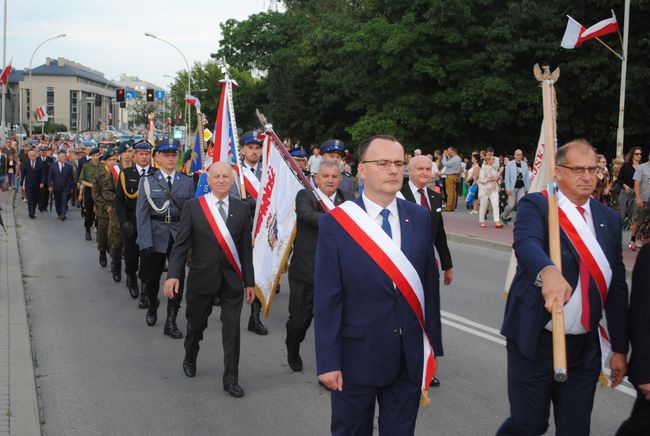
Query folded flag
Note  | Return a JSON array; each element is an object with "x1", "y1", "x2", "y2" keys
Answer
[
  {"x1": 0, "y1": 59, "x2": 12, "y2": 86},
  {"x1": 185, "y1": 94, "x2": 201, "y2": 112},
  {"x1": 561, "y1": 14, "x2": 619, "y2": 49}
]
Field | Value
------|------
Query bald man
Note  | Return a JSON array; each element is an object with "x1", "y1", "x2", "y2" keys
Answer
[{"x1": 165, "y1": 162, "x2": 255, "y2": 398}]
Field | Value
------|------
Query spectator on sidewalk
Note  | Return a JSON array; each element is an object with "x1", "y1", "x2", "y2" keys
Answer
[
  {"x1": 442, "y1": 146, "x2": 462, "y2": 211},
  {"x1": 478, "y1": 155, "x2": 503, "y2": 228},
  {"x1": 631, "y1": 149, "x2": 650, "y2": 251},
  {"x1": 618, "y1": 147, "x2": 643, "y2": 228},
  {"x1": 501, "y1": 149, "x2": 530, "y2": 223},
  {"x1": 593, "y1": 154, "x2": 611, "y2": 206}
]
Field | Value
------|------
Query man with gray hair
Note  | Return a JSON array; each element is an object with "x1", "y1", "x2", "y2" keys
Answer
[
  {"x1": 442, "y1": 147, "x2": 462, "y2": 211},
  {"x1": 501, "y1": 149, "x2": 530, "y2": 223}
]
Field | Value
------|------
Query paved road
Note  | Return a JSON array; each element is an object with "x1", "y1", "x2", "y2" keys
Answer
[{"x1": 15, "y1": 202, "x2": 635, "y2": 435}]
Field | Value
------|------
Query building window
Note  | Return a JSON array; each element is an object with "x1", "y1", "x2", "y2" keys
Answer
[
  {"x1": 70, "y1": 91, "x2": 78, "y2": 131},
  {"x1": 25, "y1": 89, "x2": 31, "y2": 120},
  {"x1": 46, "y1": 87, "x2": 55, "y2": 116}
]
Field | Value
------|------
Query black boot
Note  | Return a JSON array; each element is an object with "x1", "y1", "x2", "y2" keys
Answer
[
  {"x1": 248, "y1": 299, "x2": 268, "y2": 335},
  {"x1": 138, "y1": 292, "x2": 149, "y2": 309},
  {"x1": 85, "y1": 229, "x2": 92, "y2": 241},
  {"x1": 99, "y1": 250, "x2": 107, "y2": 267},
  {"x1": 146, "y1": 304, "x2": 157, "y2": 326},
  {"x1": 183, "y1": 348, "x2": 198, "y2": 377},
  {"x1": 111, "y1": 259, "x2": 122, "y2": 283},
  {"x1": 163, "y1": 306, "x2": 184, "y2": 339},
  {"x1": 126, "y1": 274, "x2": 139, "y2": 299},
  {"x1": 286, "y1": 337, "x2": 303, "y2": 372}
]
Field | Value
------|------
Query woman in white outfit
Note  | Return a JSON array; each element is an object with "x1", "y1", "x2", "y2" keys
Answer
[{"x1": 478, "y1": 155, "x2": 504, "y2": 228}]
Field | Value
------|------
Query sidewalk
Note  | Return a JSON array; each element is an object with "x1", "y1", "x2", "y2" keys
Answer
[
  {"x1": 0, "y1": 190, "x2": 41, "y2": 436},
  {"x1": 443, "y1": 205, "x2": 638, "y2": 271}
]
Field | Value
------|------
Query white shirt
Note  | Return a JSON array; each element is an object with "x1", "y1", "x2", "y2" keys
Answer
[
  {"x1": 408, "y1": 180, "x2": 430, "y2": 209},
  {"x1": 545, "y1": 190, "x2": 595, "y2": 335},
  {"x1": 210, "y1": 191, "x2": 229, "y2": 217},
  {"x1": 316, "y1": 188, "x2": 336, "y2": 204},
  {"x1": 159, "y1": 169, "x2": 176, "y2": 185},
  {"x1": 362, "y1": 193, "x2": 401, "y2": 250},
  {"x1": 136, "y1": 164, "x2": 150, "y2": 176},
  {"x1": 243, "y1": 161, "x2": 258, "y2": 173}
]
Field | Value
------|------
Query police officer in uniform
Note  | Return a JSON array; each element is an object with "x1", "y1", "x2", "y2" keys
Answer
[
  {"x1": 93, "y1": 148, "x2": 123, "y2": 280},
  {"x1": 136, "y1": 140, "x2": 194, "y2": 338},
  {"x1": 116, "y1": 141, "x2": 155, "y2": 305},
  {"x1": 78, "y1": 147, "x2": 101, "y2": 241},
  {"x1": 238, "y1": 131, "x2": 267, "y2": 335},
  {"x1": 289, "y1": 148, "x2": 311, "y2": 178},
  {"x1": 320, "y1": 139, "x2": 354, "y2": 193}
]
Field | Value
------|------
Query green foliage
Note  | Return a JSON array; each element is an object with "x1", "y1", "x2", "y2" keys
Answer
[
  {"x1": 43, "y1": 122, "x2": 68, "y2": 134},
  {"x1": 214, "y1": 0, "x2": 649, "y2": 156}
]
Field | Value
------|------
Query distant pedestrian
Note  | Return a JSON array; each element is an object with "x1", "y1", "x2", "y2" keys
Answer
[
  {"x1": 618, "y1": 147, "x2": 643, "y2": 229},
  {"x1": 478, "y1": 155, "x2": 503, "y2": 228},
  {"x1": 501, "y1": 149, "x2": 529, "y2": 223},
  {"x1": 442, "y1": 146, "x2": 462, "y2": 211}
]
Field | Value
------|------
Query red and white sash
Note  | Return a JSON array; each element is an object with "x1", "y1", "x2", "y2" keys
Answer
[
  {"x1": 543, "y1": 191, "x2": 614, "y2": 370},
  {"x1": 109, "y1": 165, "x2": 121, "y2": 182},
  {"x1": 329, "y1": 201, "x2": 436, "y2": 401},
  {"x1": 241, "y1": 166, "x2": 260, "y2": 199},
  {"x1": 313, "y1": 189, "x2": 335, "y2": 212},
  {"x1": 197, "y1": 195, "x2": 242, "y2": 279}
]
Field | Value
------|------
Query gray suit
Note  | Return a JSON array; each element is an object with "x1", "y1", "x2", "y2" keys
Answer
[{"x1": 136, "y1": 170, "x2": 195, "y2": 253}]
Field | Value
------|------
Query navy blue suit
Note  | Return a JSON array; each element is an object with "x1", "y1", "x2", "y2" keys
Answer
[
  {"x1": 498, "y1": 192, "x2": 628, "y2": 436},
  {"x1": 48, "y1": 162, "x2": 75, "y2": 218},
  {"x1": 21, "y1": 159, "x2": 45, "y2": 217},
  {"x1": 314, "y1": 196, "x2": 441, "y2": 436}
]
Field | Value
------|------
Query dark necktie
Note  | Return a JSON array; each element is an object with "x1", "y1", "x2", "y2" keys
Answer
[
  {"x1": 380, "y1": 209, "x2": 392, "y2": 238},
  {"x1": 249, "y1": 167, "x2": 255, "y2": 173},
  {"x1": 141, "y1": 169, "x2": 146, "y2": 177},
  {"x1": 576, "y1": 205, "x2": 591, "y2": 331},
  {"x1": 167, "y1": 176, "x2": 172, "y2": 190},
  {"x1": 417, "y1": 188, "x2": 429, "y2": 211},
  {"x1": 217, "y1": 200, "x2": 227, "y2": 222},
  {"x1": 31, "y1": 161, "x2": 35, "y2": 169}
]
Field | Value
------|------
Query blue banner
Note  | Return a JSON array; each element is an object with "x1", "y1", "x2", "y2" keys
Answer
[{"x1": 195, "y1": 172, "x2": 211, "y2": 197}]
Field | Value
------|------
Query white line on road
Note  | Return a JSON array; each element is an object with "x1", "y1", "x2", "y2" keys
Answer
[{"x1": 440, "y1": 312, "x2": 636, "y2": 398}]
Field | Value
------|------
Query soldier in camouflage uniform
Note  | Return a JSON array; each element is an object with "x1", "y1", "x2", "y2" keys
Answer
[
  {"x1": 93, "y1": 149, "x2": 123, "y2": 281},
  {"x1": 77, "y1": 147, "x2": 101, "y2": 241}
]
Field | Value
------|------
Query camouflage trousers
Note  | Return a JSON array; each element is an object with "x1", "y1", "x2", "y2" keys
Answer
[{"x1": 97, "y1": 214, "x2": 122, "y2": 259}]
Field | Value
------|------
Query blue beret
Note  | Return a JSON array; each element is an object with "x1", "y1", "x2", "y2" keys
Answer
[
  {"x1": 134, "y1": 141, "x2": 153, "y2": 151},
  {"x1": 290, "y1": 148, "x2": 307, "y2": 158},
  {"x1": 240, "y1": 130, "x2": 262, "y2": 146},
  {"x1": 320, "y1": 139, "x2": 345, "y2": 154}
]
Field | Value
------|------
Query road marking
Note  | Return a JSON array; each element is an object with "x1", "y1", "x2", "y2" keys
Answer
[{"x1": 440, "y1": 311, "x2": 636, "y2": 398}]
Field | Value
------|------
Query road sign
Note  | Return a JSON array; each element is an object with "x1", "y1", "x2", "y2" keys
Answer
[
  {"x1": 125, "y1": 90, "x2": 137, "y2": 100},
  {"x1": 154, "y1": 90, "x2": 166, "y2": 99}
]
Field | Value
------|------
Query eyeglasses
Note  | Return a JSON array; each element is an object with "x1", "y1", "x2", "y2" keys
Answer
[
  {"x1": 557, "y1": 165, "x2": 597, "y2": 175},
  {"x1": 634, "y1": 152, "x2": 642, "y2": 156},
  {"x1": 362, "y1": 160, "x2": 405, "y2": 170}
]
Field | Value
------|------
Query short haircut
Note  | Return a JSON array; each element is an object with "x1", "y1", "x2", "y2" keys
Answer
[
  {"x1": 556, "y1": 139, "x2": 596, "y2": 166},
  {"x1": 317, "y1": 159, "x2": 340, "y2": 174},
  {"x1": 357, "y1": 134, "x2": 399, "y2": 161}
]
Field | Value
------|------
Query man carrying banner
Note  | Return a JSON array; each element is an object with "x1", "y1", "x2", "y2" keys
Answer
[
  {"x1": 314, "y1": 135, "x2": 442, "y2": 435},
  {"x1": 163, "y1": 162, "x2": 255, "y2": 398},
  {"x1": 319, "y1": 139, "x2": 354, "y2": 193},
  {"x1": 238, "y1": 131, "x2": 267, "y2": 335},
  {"x1": 286, "y1": 160, "x2": 354, "y2": 372},
  {"x1": 497, "y1": 140, "x2": 629, "y2": 436}
]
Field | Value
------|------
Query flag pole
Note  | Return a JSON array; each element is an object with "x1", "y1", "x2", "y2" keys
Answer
[
  {"x1": 594, "y1": 37, "x2": 623, "y2": 60},
  {"x1": 220, "y1": 68, "x2": 246, "y2": 198},
  {"x1": 534, "y1": 63, "x2": 567, "y2": 383},
  {"x1": 614, "y1": 0, "x2": 630, "y2": 163}
]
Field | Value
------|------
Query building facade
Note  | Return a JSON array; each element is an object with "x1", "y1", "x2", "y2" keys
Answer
[{"x1": 16, "y1": 57, "x2": 122, "y2": 133}]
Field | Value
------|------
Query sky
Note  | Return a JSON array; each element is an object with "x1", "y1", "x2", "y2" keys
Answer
[{"x1": 5, "y1": 0, "x2": 278, "y2": 88}]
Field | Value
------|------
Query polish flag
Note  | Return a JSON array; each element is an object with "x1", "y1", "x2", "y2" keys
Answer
[
  {"x1": 561, "y1": 14, "x2": 619, "y2": 49},
  {"x1": 185, "y1": 94, "x2": 201, "y2": 112},
  {"x1": 0, "y1": 59, "x2": 12, "y2": 86},
  {"x1": 35, "y1": 105, "x2": 48, "y2": 122}
]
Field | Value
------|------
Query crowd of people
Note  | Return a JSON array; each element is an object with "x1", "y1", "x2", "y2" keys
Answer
[{"x1": 1, "y1": 132, "x2": 649, "y2": 435}]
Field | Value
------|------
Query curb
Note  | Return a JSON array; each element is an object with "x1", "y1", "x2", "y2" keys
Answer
[{"x1": 3, "y1": 195, "x2": 42, "y2": 436}]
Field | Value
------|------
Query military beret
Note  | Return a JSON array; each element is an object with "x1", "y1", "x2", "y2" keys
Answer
[
  {"x1": 133, "y1": 141, "x2": 153, "y2": 152},
  {"x1": 117, "y1": 144, "x2": 130, "y2": 154},
  {"x1": 101, "y1": 149, "x2": 116, "y2": 161},
  {"x1": 289, "y1": 148, "x2": 307, "y2": 159},
  {"x1": 182, "y1": 149, "x2": 193, "y2": 164},
  {"x1": 240, "y1": 130, "x2": 263, "y2": 146},
  {"x1": 320, "y1": 139, "x2": 345, "y2": 154},
  {"x1": 89, "y1": 147, "x2": 100, "y2": 155},
  {"x1": 56, "y1": 149, "x2": 67, "y2": 155}
]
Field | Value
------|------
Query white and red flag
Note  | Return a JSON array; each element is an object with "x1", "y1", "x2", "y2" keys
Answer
[
  {"x1": 0, "y1": 59, "x2": 12, "y2": 86},
  {"x1": 212, "y1": 78, "x2": 238, "y2": 166},
  {"x1": 184, "y1": 94, "x2": 201, "y2": 112},
  {"x1": 252, "y1": 139, "x2": 303, "y2": 316},
  {"x1": 35, "y1": 105, "x2": 48, "y2": 122},
  {"x1": 561, "y1": 14, "x2": 619, "y2": 49},
  {"x1": 107, "y1": 113, "x2": 112, "y2": 121}
]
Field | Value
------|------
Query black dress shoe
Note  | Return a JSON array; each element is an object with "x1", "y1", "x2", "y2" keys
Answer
[
  {"x1": 29, "y1": 214, "x2": 35, "y2": 219},
  {"x1": 85, "y1": 230, "x2": 92, "y2": 241},
  {"x1": 112, "y1": 271, "x2": 121, "y2": 283},
  {"x1": 430, "y1": 376, "x2": 440, "y2": 387},
  {"x1": 127, "y1": 276, "x2": 139, "y2": 299},
  {"x1": 286, "y1": 339, "x2": 303, "y2": 372},
  {"x1": 138, "y1": 294, "x2": 149, "y2": 309},
  {"x1": 183, "y1": 359, "x2": 196, "y2": 377},
  {"x1": 99, "y1": 251, "x2": 107, "y2": 267},
  {"x1": 223, "y1": 383, "x2": 244, "y2": 398},
  {"x1": 61, "y1": 216, "x2": 66, "y2": 221},
  {"x1": 288, "y1": 355, "x2": 303, "y2": 372},
  {"x1": 146, "y1": 308, "x2": 157, "y2": 326},
  {"x1": 212, "y1": 296, "x2": 221, "y2": 306}
]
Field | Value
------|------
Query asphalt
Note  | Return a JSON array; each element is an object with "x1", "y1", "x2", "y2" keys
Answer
[{"x1": 2, "y1": 192, "x2": 642, "y2": 435}]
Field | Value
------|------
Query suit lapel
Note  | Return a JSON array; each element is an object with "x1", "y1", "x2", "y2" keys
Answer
[{"x1": 400, "y1": 185, "x2": 416, "y2": 202}]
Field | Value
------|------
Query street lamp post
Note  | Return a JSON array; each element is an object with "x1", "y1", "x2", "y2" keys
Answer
[
  {"x1": 145, "y1": 32, "x2": 191, "y2": 151},
  {"x1": 103, "y1": 73, "x2": 121, "y2": 131},
  {"x1": 28, "y1": 33, "x2": 66, "y2": 137}
]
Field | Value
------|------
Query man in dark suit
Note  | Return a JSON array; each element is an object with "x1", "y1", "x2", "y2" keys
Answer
[
  {"x1": 21, "y1": 149, "x2": 45, "y2": 219},
  {"x1": 286, "y1": 160, "x2": 354, "y2": 372},
  {"x1": 497, "y1": 140, "x2": 629, "y2": 436},
  {"x1": 400, "y1": 154, "x2": 453, "y2": 388},
  {"x1": 616, "y1": 242, "x2": 650, "y2": 435},
  {"x1": 164, "y1": 161, "x2": 255, "y2": 398},
  {"x1": 37, "y1": 146, "x2": 54, "y2": 212},
  {"x1": 314, "y1": 135, "x2": 442, "y2": 435},
  {"x1": 48, "y1": 150, "x2": 75, "y2": 220}
]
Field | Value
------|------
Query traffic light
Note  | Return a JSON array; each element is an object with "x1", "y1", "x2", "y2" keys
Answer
[
  {"x1": 119, "y1": 102, "x2": 126, "y2": 108},
  {"x1": 146, "y1": 88, "x2": 154, "y2": 102},
  {"x1": 116, "y1": 88, "x2": 125, "y2": 102}
]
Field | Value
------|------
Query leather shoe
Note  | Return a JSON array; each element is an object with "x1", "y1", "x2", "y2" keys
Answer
[
  {"x1": 146, "y1": 308, "x2": 157, "y2": 326},
  {"x1": 430, "y1": 376, "x2": 440, "y2": 387},
  {"x1": 286, "y1": 339, "x2": 303, "y2": 372},
  {"x1": 112, "y1": 271, "x2": 121, "y2": 283},
  {"x1": 99, "y1": 251, "x2": 107, "y2": 267},
  {"x1": 138, "y1": 294, "x2": 149, "y2": 309},
  {"x1": 183, "y1": 359, "x2": 196, "y2": 378},
  {"x1": 223, "y1": 383, "x2": 244, "y2": 398},
  {"x1": 288, "y1": 355, "x2": 303, "y2": 372},
  {"x1": 85, "y1": 230, "x2": 92, "y2": 241},
  {"x1": 126, "y1": 275, "x2": 139, "y2": 299}
]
